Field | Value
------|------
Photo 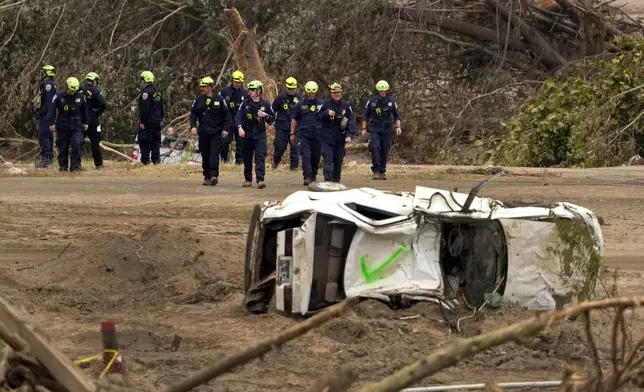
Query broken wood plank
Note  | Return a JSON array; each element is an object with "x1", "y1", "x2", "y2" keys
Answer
[
  {"x1": 0, "y1": 295, "x2": 97, "y2": 392},
  {"x1": 0, "y1": 321, "x2": 27, "y2": 351}
]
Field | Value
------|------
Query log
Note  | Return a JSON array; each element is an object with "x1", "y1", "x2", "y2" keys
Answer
[
  {"x1": 221, "y1": 8, "x2": 278, "y2": 101},
  {"x1": 391, "y1": 7, "x2": 529, "y2": 53},
  {"x1": 482, "y1": 0, "x2": 567, "y2": 69},
  {"x1": 98, "y1": 142, "x2": 137, "y2": 163},
  {"x1": 162, "y1": 297, "x2": 360, "y2": 392},
  {"x1": 0, "y1": 295, "x2": 97, "y2": 392}
]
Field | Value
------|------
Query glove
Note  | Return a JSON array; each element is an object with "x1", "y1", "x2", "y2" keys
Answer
[{"x1": 340, "y1": 117, "x2": 348, "y2": 130}]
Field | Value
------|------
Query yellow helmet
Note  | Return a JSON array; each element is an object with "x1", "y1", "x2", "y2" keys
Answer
[
  {"x1": 329, "y1": 82, "x2": 343, "y2": 93},
  {"x1": 42, "y1": 65, "x2": 56, "y2": 77},
  {"x1": 376, "y1": 80, "x2": 390, "y2": 91},
  {"x1": 304, "y1": 81, "x2": 318, "y2": 93},
  {"x1": 199, "y1": 76, "x2": 215, "y2": 86},
  {"x1": 285, "y1": 77, "x2": 297, "y2": 89},
  {"x1": 232, "y1": 70, "x2": 244, "y2": 83},
  {"x1": 86, "y1": 72, "x2": 100, "y2": 82},
  {"x1": 248, "y1": 80, "x2": 263, "y2": 90},
  {"x1": 66, "y1": 77, "x2": 80, "y2": 91},
  {"x1": 140, "y1": 71, "x2": 155, "y2": 83}
]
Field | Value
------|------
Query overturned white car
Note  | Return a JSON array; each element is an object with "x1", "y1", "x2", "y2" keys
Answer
[{"x1": 243, "y1": 173, "x2": 604, "y2": 316}]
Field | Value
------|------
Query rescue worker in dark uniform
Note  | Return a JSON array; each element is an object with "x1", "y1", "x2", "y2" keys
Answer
[
  {"x1": 46, "y1": 77, "x2": 89, "y2": 172},
  {"x1": 271, "y1": 77, "x2": 301, "y2": 170},
  {"x1": 362, "y1": 80, "x2": 401, "y2": 180},
  {"x1": 219, "y1": 70, "x2": 248, "y2": 164},
  {"x1": 317, "y1": 83, "x2": 356, "y2": 183},
  {"x1": 190, "y1": 76, "x2": 233, "y2": 186},
  {"x1": 36, "y1": 65, "x2": 57, "y2": 168},
  {"x1": 80, "y1": 72, "x2": 107, "y2": 169},
  {"x1": 290, "y1": 81, "x2": 323, "y2": 186},
  {"x1": 138, "y1": 71, "x2": 164, "y2": 165},
  {"x1": 235, "y1": 80, "x2": 276, "y2": 189}
]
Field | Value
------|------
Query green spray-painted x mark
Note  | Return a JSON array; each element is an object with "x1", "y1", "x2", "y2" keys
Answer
[{"x1": 360, "y1": 243, "x2": 408, "y2": 283}]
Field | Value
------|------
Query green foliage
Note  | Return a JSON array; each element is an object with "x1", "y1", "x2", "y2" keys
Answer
[
  {"x1": 548, "y1": 211, "x2": 617, "y2": 302},
  {"x1": 491, "y1": 35, "x2": 644, "y2": 167}
]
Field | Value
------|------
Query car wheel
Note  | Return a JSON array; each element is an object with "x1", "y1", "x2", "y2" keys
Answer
[
  {"x1": 308, "y1": 181, "x2": 348, "y2": 192},
  {"x1": 244, "y1": 204, "x2": 262, "y2": 293},
  {"x1": 461, "y1": 223, "x2": 507, "y2": 308}
]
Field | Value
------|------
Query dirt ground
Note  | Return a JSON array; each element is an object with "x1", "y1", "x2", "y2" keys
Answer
[{"x1": 1, "y1": 161, "x2": 644, "y2": 391}]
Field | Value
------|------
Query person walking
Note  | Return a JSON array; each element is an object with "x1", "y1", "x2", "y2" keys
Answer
[
  {"x1": 46, "y1": 77, "x2": 89, "y2": 172},
  {"x1": 80, "y1": 72, "x2": 107, "y2": 169},
  {"x1": 290, "y1": 81, "x2": 323, "y2": 185},
  {"x1": 219, "y1": 70, "x2": 248, "y2": 164},
  {"x1": 235, "y1": 80, "x2": 276, "y2": 189},
  {"x1": 138, "y1": 71, "x2": 164, "y2": 165},
  {"x1": 36, "y1": 65, "x2": 57, "y2": 168},
  {"x1": 317, "y1": 83, "x2": 356, "y2": 183},
  {"x1": 271, "y1": 77, "x2": 301, "y2": 170},
  {"x1": 190, "y1": 76, "x2": 233, "y2": 186},
  {"x1": 361, "y1": 80, "x2": 401, "y2": 180}
]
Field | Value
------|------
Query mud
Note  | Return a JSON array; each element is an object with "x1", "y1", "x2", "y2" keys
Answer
[{"x1": 1, "y1": 163, "x2": 644, "y2": 391}]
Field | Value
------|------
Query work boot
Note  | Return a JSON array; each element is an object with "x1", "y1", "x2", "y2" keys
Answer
[
  {"x1": 257, "y1": 181, "x2": 266, "y2": 189},
  {"x1": 202, "y1": 177, "x2": 211, "y2": 186},
  {"x1": 372, "y1": 172, "x2": 379, "y2": 180},
  {"x1": 380, "y1": 173, "x2": 387, "y2": 180},
  {"x1": 242, "y1": 181, "x2": 252, "y2": 187},
  {"x1": 210, "y1": 177, "x2": 219, "y2": 186}
]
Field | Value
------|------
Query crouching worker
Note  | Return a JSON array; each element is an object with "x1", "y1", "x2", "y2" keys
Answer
[
  {"x1": 46, "y1": 77, "x2": 89, "y2": 172},
  {"x1": 190, "y1": 77, "x2": 233, "y2": 186},
  {"x1": 317, "y1": 83, "x2": 355, "y2": 183},
  {"x1": 235, "y1": 80, "x2": 276, "y2": 189}
]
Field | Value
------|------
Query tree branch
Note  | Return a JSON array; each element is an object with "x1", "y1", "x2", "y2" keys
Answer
[
  {"x1": 162, "y1": 297, "x2": 359, "y2": 392},
  {"x1": 399, "y1": 28, "x2": 527, "y2": 69},
  {"x1": 357, "y1": 296, "x2": 644, "y2": 392}
]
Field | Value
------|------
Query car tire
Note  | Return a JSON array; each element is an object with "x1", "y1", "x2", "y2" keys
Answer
[
  {"x1": 244, "y1": 204, "x2": 262, "y2": 293},
  {"x1": 308, "y1": 181, "x2": 348, "y2": 192},
  {"x1": 461, "y1": 223, "x2": 507, "y2": 308}
]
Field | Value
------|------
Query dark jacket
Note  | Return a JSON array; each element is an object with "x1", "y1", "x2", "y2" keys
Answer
[
  {"x1": 271, "y1": 92, "x2": 302, "y2": 132},
  {"x1": 190, "y1": 93, "x2": 233, "y2": 134},
  {"x1": 38, "y1": 77, "x2": 57, "y2": 120},
  {"x1": 138, "y1": 84, "x2": 164, "y2": 124},
  {"x1": 363, "y1": 94, "x2": 400, "y2": 133},
  {"x1": 317, "y1": 98, "x2": 356, "y2": 144},
  {"x1": 46, "y1": 91, "x2": 89, "y2": 132},
  {"x1": 80, "y1": 83, "x2": 107, "y2": 126},
  {"x1": 292, "y1": 97, "x2": 323, "y2": 140},
  {"x1": 235, "y1": 97, "x2": 276, "y2": 140},
  {"x1": 219, "y1": 85, "x2": 249, "y2": 116}
]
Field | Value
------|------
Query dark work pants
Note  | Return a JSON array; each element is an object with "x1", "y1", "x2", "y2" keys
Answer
[
  {"x1": 199, "y1": 131, "x2": 224, "y2": 179},
  {"x1": 139, "y1": 122, "x2": 162, "y2": 164},
  {"x1": 220, "y1": 129, "x2": 231, "y2": 162},
  {"x1": 83, "y1": 123, "x2": 103, "y2": 167},
  {"x1": 369, "y1": 131, "x2": 392, "y2": 174},
  {"x1": 38, "y1": 119, "x2": 53, "y2": 161},
  {"x1": 321, "y1": 142, "x2": 346, "y2": 182},
  {"x1": 273, "y1": 129, "x2": 298, "y2": 169},
  {"x1": 297, "y1": 136, "x2": 321, "y2": 182},
  {"x1": 243, "y1": 137, "x2": 267, "y2": 182},
  {"x1": 56, "y1": 129, "x2": 83, "y2": 171},
  {"x1": 222, "y1": 127, "x2": 243, "y2": 164}
]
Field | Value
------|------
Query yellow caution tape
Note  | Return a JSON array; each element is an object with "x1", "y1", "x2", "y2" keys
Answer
[{"x1": 73, "y1": 349, "x2": 120, "y2": 380}]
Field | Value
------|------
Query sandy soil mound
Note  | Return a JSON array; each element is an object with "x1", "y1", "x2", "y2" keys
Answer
[{"x1": 36, "y1": 224, "x2": 244, "y2": 312}]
